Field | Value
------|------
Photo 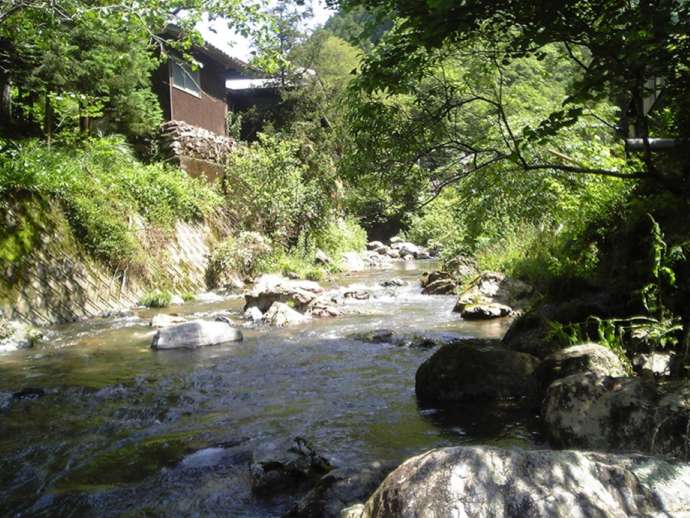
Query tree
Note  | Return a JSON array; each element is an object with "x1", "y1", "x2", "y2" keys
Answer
[
  {"x1": 335, "y1": 0, "x2": 690, "y2": 187},
  {"x1": 323, "y1": 5, "x2": 392, "y2": 52},
  {"x1": 251, "y1": 0, "x2": 313, "y2": 87},
  {"x1": 0, "y1": 0, "x2": 264, "y2": 138}
]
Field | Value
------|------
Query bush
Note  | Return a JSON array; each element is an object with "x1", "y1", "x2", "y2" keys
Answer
[
  {"x1": 313, "y1": 216, "x2": 368, "y2": 261},
  {"x1": 224, "y1": 132, "x2": 336, "y2": 246},
  {"x1": 140, "y1": 289, "x2": 172, "y2": 308},
  {"x1": 209, "y1": 232, "x2": 273, "y2": 283}
]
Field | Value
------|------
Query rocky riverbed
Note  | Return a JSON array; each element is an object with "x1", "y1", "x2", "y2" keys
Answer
[
  {"x1": 2, "y1": 256, "x2": 689, "y2": 517},
  {"x1": 0, "y1": 260, "x2": 526, "y2": 516}
]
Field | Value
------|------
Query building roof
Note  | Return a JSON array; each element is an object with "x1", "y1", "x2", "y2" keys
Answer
[
  {"x1": 226, "y1": 78, "x2": 278, "y2": 90},
  {"x1": 163, "y1": 24, "x2": 260, "y2": 75}
]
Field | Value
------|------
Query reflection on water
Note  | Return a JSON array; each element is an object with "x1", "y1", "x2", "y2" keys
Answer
[{"x1": 0, "y1": 261, "x2": 542, "y2": 516}]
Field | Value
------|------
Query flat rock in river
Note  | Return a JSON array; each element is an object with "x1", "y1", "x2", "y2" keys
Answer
[{"x1": 151, "y1": 320, "x2": 243, "y2": 350}]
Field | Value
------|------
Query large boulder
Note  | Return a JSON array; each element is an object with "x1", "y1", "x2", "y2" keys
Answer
[
  {"x1": 543, "y1": 373, "x2": 656, "y2": 452},
  {"x1": 151, "y1": 320, "x2": 243, "y2": 350},
  {"x1": 415, "y1": 340, "x2": 540, "y2": 405},
  {"x1": 350, "y1": 446, "x2": 690, "y2": 518},
  {"x1": 503, "y1": 291, "x2": 629, "y2": 358},
  {"x1": 0, "y1": 319, "x2": 41, "y2": 352},
  {"x1": 390, "y1": 242, "x2": 421, "y2": 258},
  {"x1": 245, "y1": 275, "x2": 323, "y2": 313},
  {"x1": 544, "y1": 374, "x2": 690, "y2": 458},
  {"x1": 444, "y1": 254, "x2": 479, "y2": 280},
  {"x1": 250, "y1": 437, "x2": 333, "y2": 496},
  {"x1": 501, "y1": 311, "x2": 561, "y2": 358},
  {"x1": 263, "y1": 302, "x2": 310, "y2": 327},
  {"x1": 653, "y1": 382, "x2": 690, "y2": 459},
  {"x1": 285, "y1": 463, "x2": 393, "y2": 518},
  {"x1": 536, "y1": 343, "x2": 627, "y2": 391}
]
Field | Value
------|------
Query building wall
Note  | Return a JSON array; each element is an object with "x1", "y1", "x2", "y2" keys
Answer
[{"x1": 154, "y1": 51, "x2": 228, "y2": 136}]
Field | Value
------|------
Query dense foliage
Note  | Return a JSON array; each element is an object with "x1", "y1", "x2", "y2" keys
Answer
[{"x1": 0, "y1": 136, "x2": 221, "y2": 269}]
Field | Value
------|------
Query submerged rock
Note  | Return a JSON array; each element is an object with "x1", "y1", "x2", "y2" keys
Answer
[
  {"x1": 263, "y1": 302, "x2": 310, "y2": 327},
  {"x1": 351, "y1": 446, "x2": 690, "y2": 518},
  {"x1": 149, "y1": 314, "x2": 186, "y2": 328},
  {"x1": 350, "y1": 329, "x2": 395, "y2": 344},
  {"x1": 348, "y1": 329, "x2": 451, "y2": 349},
  {"x1": 344, "y1": 290, "x2": 370, "y2": 300},
  {"x1": 415, "y1": 339, "x2": 540, "y2": 405},
  {"x1": 250, "y1": 437, "x2": 333, "y2": 496},
  {"x1": 151, "y1": 320, "x2": 243, "y2": 350},
  {"x1": 460, "y1": 303, "x2": 512, "y2": 320},
  {"x1": 285, "y1": 462, "x2": 393, "y2": 518},
  {"x1": 536, "y1": 343, "x2": 627, "y2": 390}
]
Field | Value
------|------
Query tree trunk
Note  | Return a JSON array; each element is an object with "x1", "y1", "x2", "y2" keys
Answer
[
  {"x1": 44, "y1": 92, "x2": 53, "y2": 145},
  {"x1": 0, "y1": 80, "x2": 11, "y2": 125}
]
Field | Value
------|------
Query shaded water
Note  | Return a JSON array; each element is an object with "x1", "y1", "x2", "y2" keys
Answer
[{"x1": 0, "y1": 261, "x2": 543, "y2": 516}]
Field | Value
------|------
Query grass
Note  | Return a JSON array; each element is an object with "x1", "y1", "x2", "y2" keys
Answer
[{"x1": 140, "y1": 289, "x2": 172, "y2": 308}]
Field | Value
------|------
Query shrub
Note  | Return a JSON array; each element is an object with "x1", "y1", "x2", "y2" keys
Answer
[
  {"x1": 209, "y1": 232, "x2": 273, "y2": 283},
  {"x1": 140, "y1": 289, "x2": 172, "y2": 308},
  {"x1": 224, "y1": 132, "x2": 337, "y2": 246}
]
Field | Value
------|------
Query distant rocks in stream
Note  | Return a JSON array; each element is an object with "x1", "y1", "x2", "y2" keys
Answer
[
  {"x1": 243, "y1": 275, "x2": 340, "y2": 326},
  {"x1": 151, "y1": 320, "x2": 243, "y2": 350},
  {"x1": 453, "y1": 271, "x2": 533, "y2": 320},
  {"x1": 149, "y1": 313, "x2": 186, "y2": 328},
  {"x1": 342, "y1": 239, "x2": 435, "y2": 272}
]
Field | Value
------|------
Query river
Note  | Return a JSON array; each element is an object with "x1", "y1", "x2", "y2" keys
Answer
[{"x1": 0, "y1": 261, "x2": 544, "y2": 516}]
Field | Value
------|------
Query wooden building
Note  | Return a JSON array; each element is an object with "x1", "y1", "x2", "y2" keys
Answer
[{"x1": 152, "y1": 31, "x2": 254, "y2": 136}]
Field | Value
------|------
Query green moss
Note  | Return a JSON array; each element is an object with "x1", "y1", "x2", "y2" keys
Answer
[{"x1": 55, "y1": 431, "x2": 198, "y2": 490}]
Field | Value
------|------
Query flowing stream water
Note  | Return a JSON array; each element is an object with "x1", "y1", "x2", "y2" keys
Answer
[{"x1": 0, "y1": 261, "x2": 544, "y2": 516}]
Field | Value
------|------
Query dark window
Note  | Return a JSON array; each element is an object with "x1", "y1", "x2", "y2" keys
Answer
[{"x1": 171, "y1": 60, "x2": 201, "y2": 97}]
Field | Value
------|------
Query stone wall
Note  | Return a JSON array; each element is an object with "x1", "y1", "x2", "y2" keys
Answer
[
  {"x1": 159, "y1": 120, "x2": 235, "y2": 162},
  {"x1": 1, "y1": 205, "x2": 220, "y2": 325},
  {"x1": 158, "y1": 120, "x2": 236, "y2": 183}
]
